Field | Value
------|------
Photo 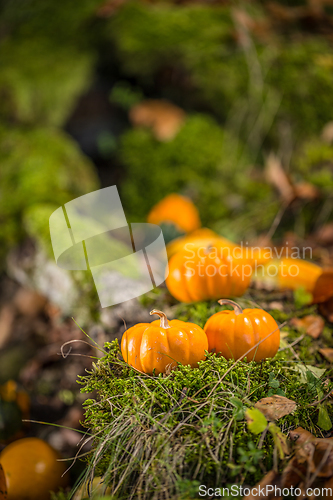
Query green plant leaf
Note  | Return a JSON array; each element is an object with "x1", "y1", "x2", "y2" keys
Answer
[
  {"x1": 245, "y1": 408, "x2": 268, "y2": 434},
  {"x1": 318, "y1": 405, "x2": 332, "y2": 431}
]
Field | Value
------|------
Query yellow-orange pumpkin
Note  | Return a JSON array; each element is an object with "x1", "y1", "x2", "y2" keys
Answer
[
  {"x1": 147, "y1": 194, "x2": 201, "y2": 233},
  {"x1": 166, "y1": 228, "x2": 237, "y2": 259},
  {"x1": 166, "y1": 244, "x2": 252, "y2": 302},
  {"x1": 204, "y1": 300, "x2": 280, "y2": 362},
  {"x1": 121, "y1": 309, "x2": 208, "y2": 375},
  {"x1": 0, "y1": 437, "x2": 68, "y2": 500},
  {"x1": 255, "y1": 258, "x2": 333, "y2": 303}
]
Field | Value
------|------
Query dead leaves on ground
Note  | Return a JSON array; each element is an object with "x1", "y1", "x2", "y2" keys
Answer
[
  {"x1": 290, "y1": 315, "x2": 325, "y2": 339},
  {"x1": 244, "y1": 427, "x2": 333, "y2": 500},
  {"x1": 255, "y1": 395, "x2": 297, "y2": 421},
  {"x1": 265, "y1": 154, "x2": 319, "y2": 204},
  {"x1": 319, "y1": 348, "x2": 333, "y2": 363},
  {"x1": 129, "y1": 99, "x2": 186, "y2": 141}
]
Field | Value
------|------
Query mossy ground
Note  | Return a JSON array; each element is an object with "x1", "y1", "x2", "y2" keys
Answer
[{"x1": 76, "y1": 293, "x2": 333, "y2": 500}]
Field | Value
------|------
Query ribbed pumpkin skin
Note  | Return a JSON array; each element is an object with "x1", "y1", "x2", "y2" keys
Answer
[
  {"x1": 121, "y1": 319, "x2": 208, "y2": 375},
  {"x1": 204, "y1": 308, "x2": 280, "y2": 362},
  {"x1": 166, "y1": 246, "x2": 252, "y2": 303},
  {"x1": 147, "y1": 194, "x2": 201, "y2": 233}
]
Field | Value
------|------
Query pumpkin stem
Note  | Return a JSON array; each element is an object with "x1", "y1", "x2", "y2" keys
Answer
[
  {"x1": 150, "y1": 309, "x2": 171, "y2": 329},
  {"x1": 218, "y1": 299, "x2": 243, "y2": 315}
]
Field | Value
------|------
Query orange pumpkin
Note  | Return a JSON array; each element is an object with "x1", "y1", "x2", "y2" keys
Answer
[
  {"x1": 166, "y1": 244, "x2": 252, "y2": 303},
  {"x1": 147, "y1": 194, "x2": 201, "y2": 234},
  {"x1": 255, "y1": 258, "x2": 333, "y2": 303},
  {"x1": 121, "y1": 309, "x2": 208, "y2": 375},
  {"x1": 204, "y1": 300, "x2": 280, "y2": 362},
  {"x1": 0, "y1": 437, "x2": 68, "y2": 500},
  {"x1": 166, "y1": 228, "x2": 237, "y2": 259}
]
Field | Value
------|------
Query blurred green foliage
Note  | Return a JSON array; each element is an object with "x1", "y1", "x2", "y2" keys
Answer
[{"x1": 0, "y1": 126, "x2": 99, "y2": 259}]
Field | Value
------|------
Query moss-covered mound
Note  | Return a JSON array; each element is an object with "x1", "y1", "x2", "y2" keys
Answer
[{"x1": 78, "y1": 338, "x2": 331, "y2": 500}]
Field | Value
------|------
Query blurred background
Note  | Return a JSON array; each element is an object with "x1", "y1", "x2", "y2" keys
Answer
[{"x1": 1, "y1": 0, "x2": 333, "y2": 494}]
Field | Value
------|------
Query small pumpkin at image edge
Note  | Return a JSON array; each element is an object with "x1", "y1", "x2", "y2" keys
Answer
[
  {"x1": 147, "y1": 193, "x2": 201, "y2": 234},
  {"x1": 166, "y1": 244, "x2": 252, "y2": 302},
  {"x1": 121, "y1": 309, "x2": 208, "y2": 375},
  {"x1": 0, "y1": 437, "x2": 68, "y2": 500},
  {"x1": 204, "y1": 300, "x2": 280, "y2": 362}
]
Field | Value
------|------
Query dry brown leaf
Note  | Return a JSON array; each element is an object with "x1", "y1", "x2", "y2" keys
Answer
[
  {"x1": 322, "y1": 121, "x2": 333, "y2": 143},
  {"x1": 315, "y1": 223, "x2": 333, "y2": 246},
  {"x1": 265, "y1": 154, "x2": 294, "y2": 203},
  {"x1": 243, "y1": 470, "x2": 281, "y2": 500},
  {"x1": 290, "y1": 315, "x2": 325, "y2": 339},
  {"x1": 312, "y1": 269, "x2": 333, "y2": 304},
  {"x1": 281, "y1": 456, "x2": 306, "y2": 489},
  {"x1": 319, "y1": 296, "x2": 333, "y2": 323},
  {"x1": 255, "y1": 395, "x2": 296, "y2": 421},
  {"x1": 129, "y1": 99, "x2": 186, "y2": 141},
  {"x1": 294, "y1": 182, "x2": 320, "y2": 201},
  {"x1": 289, "y1": 427, "x2": 333, "y2": 479},
  {"x1": 0, "y1": 464, "x2": 7, "y2": 500},
  {"x1": 319, "y1": 348, "x2": 333, "y2": 363},
  {"x1": 0, "y1": 304, "x2": 15, "y2": 350}
]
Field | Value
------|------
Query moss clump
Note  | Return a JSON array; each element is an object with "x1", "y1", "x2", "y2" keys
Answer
[
  {"x1": 0, "y1": 126, "x2": 99, "y2": 258},
  {"x1": 78, "y1": 339, "x2": 331, "y2": 500}
]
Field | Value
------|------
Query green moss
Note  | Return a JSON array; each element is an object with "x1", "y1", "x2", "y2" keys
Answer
[
  {"x1": 108, "y1": 3, "x2": 333, "y2": 147},
  {"x1": 0, "y1": 38, "x2": 94, "y2": 127},
  {"x1": 119, "y1": 113, "x2": 272, "y2": 230},
  {"x1": 78, "y1": 338, "x2": 332, "y2": 499},
  {"x1": 0, "y1": 126, "x2": 99, "y2": 258}
]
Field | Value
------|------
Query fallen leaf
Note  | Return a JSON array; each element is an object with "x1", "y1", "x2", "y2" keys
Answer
[
  {"x1": 289, "y1": 427, "x2": 333, "y2": 478},
  {"x1": 243, "y1": 470, "x2": 281, "y2": 499},
  {"x1": 281, "y1": 456, "x2": 307, "y2": 489},
  {"x1": 319, "y1": 296, "x2": 333, "y2": 323},
  {"x1": 0, "y1": 464, "x2": 7, "y2": 500},
  {"x1": 315, "y1": 223, "x2": 333, "y2": 246},
  {"x1": 255, "y1": 395, "x2": 296, "y2": 421},
  {"x1": 265, "y1": 154, "x2": 294, "y2": 203},
  {"x1": 322, "y1": 121, "x2": 333, "y2": 143},
  {"x1": 245, "y1": 408, "x2": 268, "y2": 434},
  {"x1": 319, "y1": 348, "x2": 333, "y2": 363},
  {"x1": 294, "y1": 182, "x2": 319, "y2": 200},
  {"x1": 312, "y1": 269, "x2": 333, "y2": 304},
  {"x1": 129, "y1": 99, "x2": 186, "y2": 141},
  {"x1": 290, "y1": 315, "x2": 325, "y2": 339},
  {"x1": 0, "y1": 305, "x2": 15, "y2": 350}
]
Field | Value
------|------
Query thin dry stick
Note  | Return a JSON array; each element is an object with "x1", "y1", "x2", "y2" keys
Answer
[
  {"x1": 308, "y1": 388, "x2": 333, "y2": 407},
  {"x1": 60, "y1": 339, "x2": 104, "y2": 359}
]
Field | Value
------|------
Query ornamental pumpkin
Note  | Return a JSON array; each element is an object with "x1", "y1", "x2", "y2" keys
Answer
[
  {"x1": 166, "y1": 244, "x2": 252, "y2": 303},
  {"x1": 147, "y1": 194, "x2": 201, "y2": 234},
  {"x1": 204, "y1": 300, "x2": 280, "y2": 362},
  {"x1": 0, "y1": 437, "x2": 68, "y2": 500},
  {"x1": 166, "y1": 228, "x2": 237, "y2": 259},
  {"x1": 255, "y1": 258, "x2": 333, "y2": 303},
  {"x1": 121, "y1": 309, "x2": 208, "y2": 375}
]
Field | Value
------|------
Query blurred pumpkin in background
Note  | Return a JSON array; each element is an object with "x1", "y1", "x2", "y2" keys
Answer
[
  {"x1": 166, "y1": 244, "x2": 252, "y2": 302},
  {"x1": 0, "y1": 380, "x2": 30, "y2": 443},
  {"x1": 204, "y1": 300, "x2": 280, "y2": 362},
  {"x1": 147, "y1": 194, "x2": 201, "y2": 242},
  {"x1": 0, "y1": 437, "x2": 68, "y2": 500},
  {"x1": 254, "y1": 258, "x2": 333, "y2": 303}
]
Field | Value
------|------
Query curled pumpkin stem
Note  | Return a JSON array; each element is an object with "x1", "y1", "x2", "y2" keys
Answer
[
  {"x1": 218, "y1": 299, "x2": 243, "y2": 316},
  {"x1": 150, "y1": 309, "x2": 171, "y2": 329}
]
